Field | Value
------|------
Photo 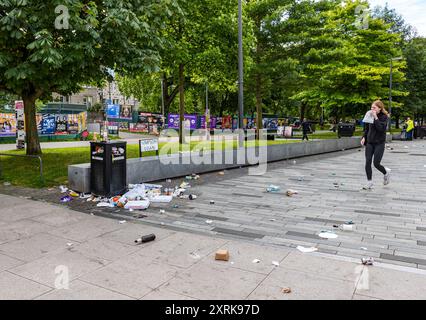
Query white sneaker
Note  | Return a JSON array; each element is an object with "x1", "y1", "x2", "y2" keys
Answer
[
  {"x1": 362, "y1": 181, "x2": 373, "y2": 190},
  {"x1": 384, "y1": 168, "x2": 391, "y2": 185}
]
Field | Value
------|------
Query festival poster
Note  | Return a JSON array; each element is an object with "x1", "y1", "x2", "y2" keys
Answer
[
  {"x1": 78, "y1": 112, "x2": 87, "y2": 133},
  {"x1": 199, "y1": 115, "x2": 206, "y2": 129},
  {"x1": 67, "y1": 114, "x2": 79, "y2": 134},
  {"x1": 120, "y1": 105, "x2": 132, "y2": 120},
  {"x1": 210, "y1": 117, "x2": 217, "y2": 129},
  {"x1": 40, "y1": 114, "x2": 56, "y2": 135},
  {"x1": 107, "y1": 104, "x2": 120, "y2": 119},
  {"x1": 222, "y1": 116, "x2": 232, "y2": 129},
  {"x1": 55, "y1": 115, "x2": 68, "y2": 134},
  {"x1": 129, "y1": 122, "x2": 149, "y2": 133},
  {"x1": 263, "y1": 118, "x2": 278, "y2": 130},
  {"x1": 0, "y1": 113, "x2": 17, "y2": 136}
]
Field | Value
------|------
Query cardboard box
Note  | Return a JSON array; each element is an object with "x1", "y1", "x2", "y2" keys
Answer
[{"x1": 215, "y1": 249, "x2": 229, "y2": 261}]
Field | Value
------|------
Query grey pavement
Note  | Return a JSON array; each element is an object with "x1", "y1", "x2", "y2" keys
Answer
[
  {"x1": 2, "y1": 139, "x2": 426, "y2": 299},
  {"x1": 1, "y1": 193, "x2": 426, "y2": 300}
]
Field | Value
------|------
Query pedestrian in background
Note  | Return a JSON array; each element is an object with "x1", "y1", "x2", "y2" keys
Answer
[
  {"x1": 361, "y1": 100, "x2": 391, "y2": 190},
  {"x1": 301, "y1": 118, "x2": 311, "y2": 141},
  {"x1": 405, "y1": 117, "x2": 414, "y2": 141}
]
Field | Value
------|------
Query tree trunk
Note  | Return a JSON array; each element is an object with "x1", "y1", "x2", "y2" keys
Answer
[
  {"x1": 22, "y1": 93, "x2": 42, "y2": 155},
  {"x1": 300, "y1": 102, "x2": 307, "y2": 122},
  {"x1": 255, "y1": 73, "x2": 263, "y2": 139},
  {"x1": 179, "y1": 63, "x2": 185, "y2": 145}
]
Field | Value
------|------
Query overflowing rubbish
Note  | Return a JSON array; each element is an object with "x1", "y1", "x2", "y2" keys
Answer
[
  {"x1": 60, "y1": 195, "x2": 73, "y2": 203},
  {"x1": 215, "y1": 249, "x2": 230, "y2": 261},
  {"x1": 135, "y1": 234, "x2": 156, "y2": 244},
  {"x1": 281, "y1": 287, "x2": 292, "y2": 294},
  {"x1": 318, "y1": 231, "x2": 338, "y2": 239},
  {"x1": 297, "y1": 246, "x2": 318, "y2": 253},
  {"x1": 79, "y1": 193, "x2": 91, "y2": 199},
  {"x1": 266, "y1": 185, "x2": 280, "y2": 193},
  {"x1": 361, "y1": 257, "x2": 374, "y2": 265},
  {"x1": 59, "y1": 186, "x2": 68, "y2": 193}
]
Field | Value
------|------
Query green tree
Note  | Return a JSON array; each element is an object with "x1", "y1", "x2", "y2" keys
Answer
[{"x1": 0, "y1": 0, "x2": 175, "y2": 154}]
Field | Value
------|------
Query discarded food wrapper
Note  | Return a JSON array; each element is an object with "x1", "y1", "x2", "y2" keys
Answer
[
  {"x1": 341, "y1": 224, "x2": 354, "y2": 231},
  {"x1": 281, "y1": 287, "x2": 292, "y2": 294},
  {"x1": 159, "y1": 209, "x2": 166, "y2": 214},
  {"x1": 59, "y1": 186, "x2": 68, "y2": 193},
  {"x1": 297, "y1": 246, "x2": 318, "y2": 253},
  {"x1": 361, "y1": 257, "x2": 374, "y2": 265},
  {"x1": 360, "y1": 247, "x2": 368, "y2": 251},
  {"x1": 180, "y1": 182, "x2": 190, "y2": 189},
  {"x1": 119, "y1": 220, "x2": 126, "y2": 224},
  {"x1": 272, "y1": 261, "x2": 280, "y2": 267},
  {"x1": 215, "y1": 249, "x2": 229, "y2": 261},
  {"x1": 189, "y1": 194, "x2": 197, "y2": 200},
  {"x1": 124, "y1": 200, "x2": 150, "y2": 210},
  {"x1": 252, "y1": 259, "x2": 261, "y2": 264},
  {"x1": 318, "y1": 231, "x2": 338, "y2": 239},
  {"x1": 149, "y1": 195, "x2": 173, "y2": 203},
  {"x1": 97, "y1": 202, "x2": 113, "y2": 207},
  {"x1": 286, "y1": 189, "x2": 298, "y2": 197},
  {"x1": 60, "y1": 195, "x2": 73, "y2": 203},
  {"x1": 266, "y1": 185, "x2": 280, "y2": 192},
  {"x1": 3, "y1": 182, "x2": 11, "y2": 186},
  {"x1": 79, "y1": 193, "x2": 91, "y2": 199},
  {"x1": 205, "y1": 220, "x2": 213, "y2": 224},
  {"x1": 135, "y1": 233, "x2": 156, "y2": 244},
  {"x1": 69, "y1": 191, "x2": 79, "y2": 197},
  {"x1": 210, "y1": 200, "x2": 215, "y2": 205}
]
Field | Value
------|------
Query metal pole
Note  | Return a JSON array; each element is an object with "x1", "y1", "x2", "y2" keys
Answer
[
  {"x1": 161, "y1": 79, "x2": 165, "y2": 118},
  {"x1": 238, "y1": 0, "x2": 244, "y2": 147},
  {"x1": 389, "y1": 59, "x2": 393, "y2": 133},
  {"x1": 205, "y1": 82, "x2": 209, "y2": 141}
]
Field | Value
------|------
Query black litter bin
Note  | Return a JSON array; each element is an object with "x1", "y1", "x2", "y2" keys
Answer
[
  {"x1": 337, "y1": 123, "x2": 355, "y2": 138},
  {"x1": 414, "y1": 126, "x2": 426, "y2": 139},
  {"x1": 90, "y1": 141, "x2": 127, "y2": 197}
]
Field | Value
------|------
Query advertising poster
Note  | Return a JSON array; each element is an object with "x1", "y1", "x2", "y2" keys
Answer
[
  {"x1": 120, "y1": 105, "x2": 132, "y2": 120},
  {"x1": 215, "y1": 117, "x2": 222, "y2": 129},
  {"x1": 55, "y1": 115, "x2": 68, "y2": 134},
  {"x1": 107, "y1": 104, "x2": 120, "y2": 119},
  {"x1": 40, "y1": 114, "x2": 56, "y2": 135},
  {"x1": 129, "y1": 122, "x2": 148, "y2": 133},
  {"x1": 15, "y1": 101, "x2": 25, "y2": 149},
  {"x1": 222, "y1": 116, "x2": 232, "y2": 129},
  {"x1": 167, "y1": 114, "x2": 180, "y2": 129},
  {"x1": 232, "y1": 117, "x2": 238, "y2": 130},
  {"x1": 119, "y1": 122, "x2": 129, "y2": 131},
  {"x1": 78, "y1": 112, "x2": 87, "y2": 133},
  {"x1": 107, "y1": 121, "x2": 119, "y2": 135},
  {"x1": 0, "y1": 113, "x2": 16, "y2": 136},
  {"x1": 210, "y1": 116, "x2": 217, "y2": 129},
  {"x1": 67, "y1": 114, "x2": 79, "y2": 134},
  {"x1": 263, "y1": 118, "x2": 278, "y2": 130}
]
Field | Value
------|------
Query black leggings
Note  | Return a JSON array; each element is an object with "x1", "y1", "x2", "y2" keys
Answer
[{"x1": 365, "y1": 143, "x2": 386, "y2": 180}]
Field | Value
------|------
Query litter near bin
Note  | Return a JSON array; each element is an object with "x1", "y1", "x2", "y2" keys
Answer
[
  {"x1": 135, "y1": 234, "x2": 156, "y2": 244},
  {"x1": 69, "y1": 191, "x2": 79, "y2": 197},
  {"x1": 318, "y1": 231, "x2": 338, "y2": 239},
  {"x1": 159, "y1": 209, "x2": 165, "y2": 214},
  {"x1": 189, "y1": 194, "x2": 197, "y2": 200},
  {"x1": 59, "y1": 186, "x2": 68, "y2": 193},
  {"x1": 286, "y1": 189, "x2": 298, "y2": 197},
  {"x1": 281, "y1": 287, "x2": 292, "y2": 294},
  {"x1": 79, "y1": 193, "x2": 91, "y2": 199},
  {"x1": 361, "y1": 257, "x2": 374, "y2": 265},
  {"x1": 215, "y1": 249, "x2": 229, "y2": 261},
  {"x1": 97, "y1": 202, "x2": 113, "y2": 207},
  {"x1": 60, "y1": 195, "x2": 73, "y2": 202},
  {"x1": 296, "y1": 246, "x2": 318, "y2": 253},
  {"x1": 266, "y1": 185, "x2": 280, "y2": 192},
  {"x1": 124, "y1": 200, "x2": 150, "y2": 210}
]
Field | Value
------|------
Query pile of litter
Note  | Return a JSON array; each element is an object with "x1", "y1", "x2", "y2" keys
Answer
[{"x1": 59, "y1": 175, "x2": 200, "y2": 211}]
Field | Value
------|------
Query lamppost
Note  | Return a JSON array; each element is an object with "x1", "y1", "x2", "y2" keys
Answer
[
  {"x1": 238, "y1": 0, "x2": 244, "y2": 147},
  {"x1": 389, "y1": 56, "x2": 403, "y2": 132}
]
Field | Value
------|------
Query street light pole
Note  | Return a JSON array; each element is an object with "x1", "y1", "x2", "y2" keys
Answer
[
  {"x1": 238, "y1": 0, "x2": 244, "y2": 147},
  {"x1": 389, "y1": 56, "x2": 403, "y2": 133}
]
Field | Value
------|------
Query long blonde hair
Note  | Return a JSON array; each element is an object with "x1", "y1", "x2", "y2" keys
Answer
[{"x1": 372, "y1": 100, "x2": 389, "y2": 116}]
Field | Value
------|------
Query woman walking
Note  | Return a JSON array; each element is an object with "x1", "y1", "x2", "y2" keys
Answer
[{"x1": 361, "y1": 100, "x2": 391, "y2": 190}]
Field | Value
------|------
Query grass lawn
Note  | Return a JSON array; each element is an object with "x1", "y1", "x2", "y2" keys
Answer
[{"x1": 0, "y1": 138, "x2": 301, "y2": 188}]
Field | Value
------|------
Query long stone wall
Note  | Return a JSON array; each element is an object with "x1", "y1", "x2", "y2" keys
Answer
[{"x1": 68, "y1": 137, "x2": 376, "y2": 193}]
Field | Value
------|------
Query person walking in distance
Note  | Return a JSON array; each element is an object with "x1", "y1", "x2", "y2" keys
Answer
[
  {"x1": 405, "y1": 117, "x2": 414, "y2": 141},
  {"x1": 301, "y1": 118, "x2": 311, "y2": 141},
  {"x1": 361, "y1": 100, "x2": 391, "y2": 190}
]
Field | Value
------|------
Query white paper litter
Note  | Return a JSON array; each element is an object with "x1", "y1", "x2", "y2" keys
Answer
[
  {"x1": 272, "y1": 261, "x2": 280, "y2": 267},
  {"x1": 189, "y1": 252, "x2": 201, "y2": 259},
  {"x1": 97, "y1": 202, "x2": 114, "y2": 207},
  {"x1": 119, "y1": 220, "x2": 126, "y2": 224},
  {"x1": 124, "y1": 200, "x2": 150, "y2": 210},
  {"x1": 59, "y1": 185, "x2": 68, "y2": 193},
  {"x1": 67, "y1": 243, "x2": 73, "y2": 247},
  {"x1": 318, "y1": 232, "x2": 338, "y2": 239},
  {"x1": 252, "y1": 259, "x2": 261, "y2": 264},
  {"x1": 205, "y1": 220, "x2": 213, "y2": 224},
  {"x1": 297, "y1": 246, "x2": 318, "y2": 253},
  {"x1": 149, "y1": 195, "x2": 173, "y2": 203}
]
